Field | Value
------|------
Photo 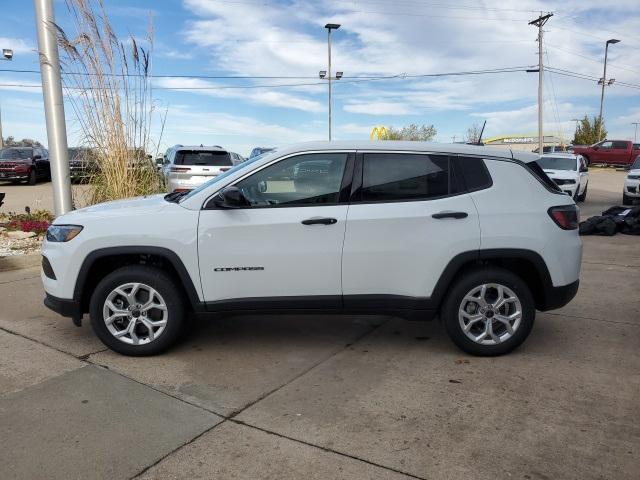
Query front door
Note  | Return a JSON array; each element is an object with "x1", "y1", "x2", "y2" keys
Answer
[
  {"x1": 341, "y1": 152, "x2": 481, "y2": 308},
  {"x1": 197, "y1": 152, "x2": 352, "y2": 308}
]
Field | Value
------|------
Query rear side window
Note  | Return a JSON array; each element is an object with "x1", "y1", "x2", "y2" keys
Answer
[
  {"x1": 612, "y1": 141, "x2": 628, "y2": 149},
  {"x1": 360, "y1": 153, "x2": 461, "y2": 202},
  {"x1": 175, "y1": 150, "x2": 232, "y2": 166},
  {"x1": 455, "y1": 156, "x2": 492, "y2": 191}
]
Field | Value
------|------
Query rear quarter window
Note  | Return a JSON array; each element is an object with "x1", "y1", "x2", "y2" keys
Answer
[{"x1": 454, "y1": 156, "x2": 492, "y2": 192}]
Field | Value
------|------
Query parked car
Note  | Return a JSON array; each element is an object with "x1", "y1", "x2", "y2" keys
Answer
[
  {"x1": 0, "y1": 147, "x2": 50, "y2": 185},
  {"x1": 537, "y1": 153, "x2": 589, "y2": 201},
  {"x1": 161, "y1": 145, "x2": 241, "y2": 193},
  {"x1": 249, "y1": 147, "x2": 274, "y2": 159},
  {"x1": 68, "y1": 147, "x2": 99, "y2": 182},
  {"x1": 42, "y1": 141, "x2": 581, "y2": 357},
  {"x1": 623, "y1": 155, "x2": 640, "y2": 205},
  {"x1": 572, "y1": 140, "x2": 640, "y2": 167},
  {"x1": 532, "y1": 145, "x2": 570, "y2": 154}
]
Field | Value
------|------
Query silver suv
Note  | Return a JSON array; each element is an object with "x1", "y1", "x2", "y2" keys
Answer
[{"x1": 161, "y1": 145, "x2": 244, "y2": 193}]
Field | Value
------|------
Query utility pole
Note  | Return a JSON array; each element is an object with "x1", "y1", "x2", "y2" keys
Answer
[
  {"x1": 633, "y1": 122, "x2": 640, "y2": 142},
  {"x1": 598, "y1": 39, "x2": 620, "y2": 141},
  {"x1": 529, "y1": 12, "x2": 553, "y2": 156},
  {"x1": 34, "y1": 0, "x2": 72, "y2": 215}
]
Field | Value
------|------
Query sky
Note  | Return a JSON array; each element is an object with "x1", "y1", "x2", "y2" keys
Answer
[{"x1": 0, "y1": 0, "x2": 639, "y2": 157}]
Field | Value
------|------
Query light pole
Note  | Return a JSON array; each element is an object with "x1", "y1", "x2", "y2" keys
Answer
[
  {"x1": 323, "y1": 23, "x2": 340, "y2": 141},
  {"x1": 598, "y1": 39, "x2": 620, "y2": 141},
  {"x1": 633, "y1": 122, "x2": 640, "y2": 142},
  {"x1": 0, "y1": 49, "x2": 12, "y2": 148}
]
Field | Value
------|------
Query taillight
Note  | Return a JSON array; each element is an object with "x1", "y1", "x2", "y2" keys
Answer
[
  {"x1": 548, "y1": 205, "x2": 579, "y2": 230},
  {"x1": 170, "y1": 167, "x2": 191, "y2": 173}
]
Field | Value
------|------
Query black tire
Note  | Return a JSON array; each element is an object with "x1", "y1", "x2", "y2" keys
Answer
[
  {"x1": 28, "y1": 169, "x2": 37, "y2": 185},
  {"x1": 89, "y1": 265, "x2": 186, "y2": 356},
  {"x1": 577, "y1": 183, "x2": 588, "y2": 202},
  {"x1": 442, "y1": 267, "x2": 536, "y2": 356},
  {"x1": 622, "y1": 193, "x2": 632, "y2": 205}
]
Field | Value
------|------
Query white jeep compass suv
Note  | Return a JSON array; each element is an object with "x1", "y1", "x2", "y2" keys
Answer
[{"x1": 42, "y1": 141, "x2": 582, "y2": 357}]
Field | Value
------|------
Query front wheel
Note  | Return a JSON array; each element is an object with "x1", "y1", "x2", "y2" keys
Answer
[
  {"x1": 28, "y1": 169, "x2": 37, "y2": 185},
  {"x1": 442, "y1": 267, "x2": 535, "y2": 356},
  {"x1": 89, "y1": 266, "x2": 186, "y2": 356}
]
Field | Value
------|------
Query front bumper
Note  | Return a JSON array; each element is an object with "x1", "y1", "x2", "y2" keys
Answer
[
  {"x1": 44, "y1": 293, "x2": 83, "y2": 326},
  {"x1": 0, "y1": 172, "x2": 28, "y2": 181}
]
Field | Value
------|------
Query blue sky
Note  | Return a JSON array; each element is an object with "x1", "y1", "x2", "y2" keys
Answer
[{"x1": 1, "y1": 0, "x2": 639, "y2": 157}]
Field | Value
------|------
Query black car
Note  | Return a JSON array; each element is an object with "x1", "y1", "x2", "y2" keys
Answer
[
  {"x1": 0, "y1": 147, "x2": 50, "y2": 185},
  {"x1": 68, "y1": 148, "x2": 99, "y2": 182}
]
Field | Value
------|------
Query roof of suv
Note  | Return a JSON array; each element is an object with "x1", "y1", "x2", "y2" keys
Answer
[
  {"x1": 267, "y1": 141, "x2": 540, "y2": 163},
  {"x1": 172, "y1": 145, "x2": 226, "y2": 152}
]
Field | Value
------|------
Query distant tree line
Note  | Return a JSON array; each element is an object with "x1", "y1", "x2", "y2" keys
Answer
[{"x1": 1, "y1": 137, "x2": 44, "y2": 148}]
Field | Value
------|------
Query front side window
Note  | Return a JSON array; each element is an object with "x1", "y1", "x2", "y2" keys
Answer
[
  {"x1": 360, "y1": 153, "x2": 459, "y2": 202},
  {"x1": 236, "y1": 153, "x2": 348, "y2": 207},
  {"x1": 599, "y1": 141, "x2": 613, "y2": 149}
]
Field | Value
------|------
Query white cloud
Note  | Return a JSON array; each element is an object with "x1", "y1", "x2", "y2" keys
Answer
[{"x1": 343, "y1": 101, "x2": 417, "y2": 116}]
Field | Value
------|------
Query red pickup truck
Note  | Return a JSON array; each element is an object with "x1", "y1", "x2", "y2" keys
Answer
[{"x1": 572, "y1": 140, "x2": 640, "y2": 166}]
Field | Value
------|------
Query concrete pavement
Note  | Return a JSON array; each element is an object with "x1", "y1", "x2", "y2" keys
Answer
[{"x1": 0, "y1": 170, "x2": 638, "y2": 479}]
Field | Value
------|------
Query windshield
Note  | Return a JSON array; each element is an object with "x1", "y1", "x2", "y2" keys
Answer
[
  {"x1": 536, "y1": 156, "x2": 576, "y2": 171},
  {"x1": 0, "y1": 148, "x2": 31, "y2": 160},
  {"x1": 632, "y1": 156, "x2": 640, "y2": 170},
  {"x1": 178, "y1": 150, "x2": 275, "y2": 203}
]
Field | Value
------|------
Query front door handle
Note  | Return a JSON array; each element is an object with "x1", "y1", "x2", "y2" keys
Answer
[
  {"x1": 301, "y1": 217, "x2": 338, "y2": 226},
  {"x1": 432, "y1": 211, "x2": 468, "y2": 220}
]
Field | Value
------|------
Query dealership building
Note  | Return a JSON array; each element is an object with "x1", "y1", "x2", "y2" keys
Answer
[{"x1": 483, "y1": 135, "x2": 568, "y2": 152}]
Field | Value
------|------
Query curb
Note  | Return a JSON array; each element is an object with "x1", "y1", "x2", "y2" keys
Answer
[{"x1": 0, "y1": 253, "x2": 41, "y2": 272}]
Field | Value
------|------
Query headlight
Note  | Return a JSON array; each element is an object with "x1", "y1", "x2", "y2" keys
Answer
[{"x1": 46, "y1": 225, "x2": 83, "y2": 242}]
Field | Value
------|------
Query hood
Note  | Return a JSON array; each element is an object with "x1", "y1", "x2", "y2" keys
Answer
[
  {"x1": 543, "y1": 169, "x2": 577, "y2": 180},
  {"x1": 627, "y1": 169, "x2": 640, "y2": 176},
  {"x1": 55, "y1": 194, "x2": 172, "y2": 223}
]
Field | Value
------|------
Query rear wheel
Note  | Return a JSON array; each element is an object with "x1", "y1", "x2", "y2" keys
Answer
[
  {"x1": 89, "y1": 266, "x2": 186, "y2": 356},
  {"x1": 442, "y1": 267, "x2": 535, "y2": 356}
]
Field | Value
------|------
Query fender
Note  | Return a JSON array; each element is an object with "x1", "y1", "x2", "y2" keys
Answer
[{"x1": 73, "y1": 246, "x2": 204, "y2": 312}]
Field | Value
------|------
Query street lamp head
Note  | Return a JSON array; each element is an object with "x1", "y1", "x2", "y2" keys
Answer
[
  {"x1": 608, "y1": 79, "x2": 615, "y2": 85},
  {"x1": 335, "y1": 71, "x2": 343, "y2": 79},
  {"x1": 606, "y1": 39, "x2": 620, "y2": 45},
  {"x1": 319, "y1": 70, "x2": 327, "y2": 79},
  {"x1": 325, "y1": 23, "x2": 341, "y2": 30},
  {"x1": 2, "y1": 49, "x2": 13, "y2": 60}
]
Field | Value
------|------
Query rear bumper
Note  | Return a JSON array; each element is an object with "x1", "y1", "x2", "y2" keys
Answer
[{"x1": 538, "y1": 279, "x2": 580, "y2": 311}]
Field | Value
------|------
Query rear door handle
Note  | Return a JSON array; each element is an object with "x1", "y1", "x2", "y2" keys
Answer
[
  {"x1": 432, "y1": 211, "x2": 468, "y2": 220},
  {"x1": 301, "y1": 217, "x2": 338, "y2": 226}
]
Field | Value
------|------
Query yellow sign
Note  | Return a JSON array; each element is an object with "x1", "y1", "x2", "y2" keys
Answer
[{"x1": 370, "y1": 126, "x2": 389, "y2": 140}]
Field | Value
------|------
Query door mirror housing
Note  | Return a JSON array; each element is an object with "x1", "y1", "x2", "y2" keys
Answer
[
  {"x1": 33, "y1": 154, "x2": 42, "y2": 160},
  {"x1": 210, "y1": 186, "x2": 250, "y2": 209}
]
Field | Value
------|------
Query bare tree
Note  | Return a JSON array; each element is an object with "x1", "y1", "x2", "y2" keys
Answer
[{"x1": 465, "y1": 123, "x2": 483, "y2": 144}]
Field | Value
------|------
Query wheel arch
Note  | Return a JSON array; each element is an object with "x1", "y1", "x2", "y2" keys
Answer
[
  {"x1": 74, "y1": 246, "x2": 203, "y2": 315},
  {"x1": 431, "y1": 249, "x2": 553, "y2": 312}
]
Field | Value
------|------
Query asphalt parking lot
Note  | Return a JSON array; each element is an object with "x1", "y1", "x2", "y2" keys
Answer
[{"x1": 0, "y1": 169, "x2": 638, "y2": 479}]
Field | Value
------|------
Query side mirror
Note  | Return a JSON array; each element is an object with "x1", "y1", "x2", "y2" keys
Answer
[
  {"x1": 210, "y1": 186, "x2": 249, "y2": 209},
  {"x1": 33, "y1": 154, "x2": 42, "y2": 160},
  {"x1": 580, "y1": 166, "x2": 588, "y2": 173}
]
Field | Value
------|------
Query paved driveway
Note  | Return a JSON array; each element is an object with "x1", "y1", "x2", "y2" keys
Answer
[{"x1": 0, "y1": 170, "x2": 638, "y2": 479}]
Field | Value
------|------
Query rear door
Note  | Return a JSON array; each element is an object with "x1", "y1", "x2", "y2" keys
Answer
[
  {"x1": 341, "y1": 151, "x2": 481, "y2": 308},
  {"x1": 197, "y1": 151, "x2": 353, "y2": 306}
]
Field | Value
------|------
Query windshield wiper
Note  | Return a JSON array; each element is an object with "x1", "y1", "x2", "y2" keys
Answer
[{"x1": 164, "y1": 191, "x2": 189, "y2": 203}]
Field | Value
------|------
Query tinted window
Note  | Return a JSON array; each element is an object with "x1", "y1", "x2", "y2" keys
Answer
[
  {"x1": 599, "y1": 141, "x2": 613, "y2": 149},
  {"x1": 633, "y1": 144, "x2": 640, "y2": 150},
  {"x1": 537, "y1": 156, "x2": 577, "y2": 171},
  {"x1": 612, "y1": 141, "x2": 628, "y2": 149},
  {"x1": 456, "y1": 157, "x2": 492, "y2": 190},
  {"x1": 175, "y1": 150, "x2": 232, "y2": 166},
  {"x1": 361, "y1": 153, "x2": 459, "y2": 202},
  {"x1": 236, "y1": 153, "x2": 347, "y2": 207}
]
